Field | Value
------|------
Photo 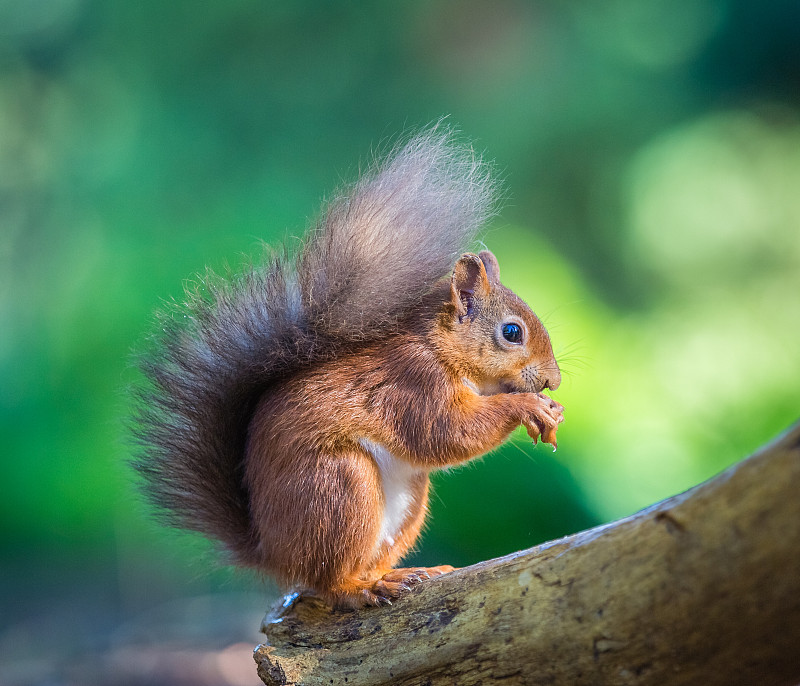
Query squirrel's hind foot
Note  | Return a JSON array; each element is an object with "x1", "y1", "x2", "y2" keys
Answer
[
  {"x1": 380, "y1": 565, "x2": 455, "y2": 584},
  {"x1": 329, "y1": 566, "x2": 456, "y2": 609}
]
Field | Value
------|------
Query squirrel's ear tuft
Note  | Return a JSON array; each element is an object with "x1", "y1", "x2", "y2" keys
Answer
[
  {"x1": 450, "y1": 253, "x2": 491, "y2": 320},
  {"x1": 478, "y1": 250, "x2": 500, "y2": 284}
]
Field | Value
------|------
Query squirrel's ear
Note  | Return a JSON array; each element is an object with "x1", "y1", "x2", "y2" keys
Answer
[
  {"x1": 450, "y1": 253, "x2": 491, "y2": 320},
  {"x1": 478, "y1": 250, "x2": 500, "y2": 284}
]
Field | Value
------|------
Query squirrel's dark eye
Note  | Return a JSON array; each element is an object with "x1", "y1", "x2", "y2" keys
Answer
[{"x1": 502, "y1": 322, "x2": 523, "y2": 344}]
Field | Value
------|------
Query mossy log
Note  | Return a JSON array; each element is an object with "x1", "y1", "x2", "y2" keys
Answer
[{"x1": 254, "y1": 420, "x2": 800, "y2": 685}]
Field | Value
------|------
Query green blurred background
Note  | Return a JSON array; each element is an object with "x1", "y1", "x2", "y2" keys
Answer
[{"x1": 2, "y1": 1, "x2": 799, "y2": 684}]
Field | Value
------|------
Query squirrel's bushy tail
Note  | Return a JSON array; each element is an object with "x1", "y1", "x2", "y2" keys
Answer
[{"x1": 131, "y1": 128, "x2": 497, "y2": 564}]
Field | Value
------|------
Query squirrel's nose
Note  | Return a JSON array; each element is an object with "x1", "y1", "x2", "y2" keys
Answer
[{"x1": 543, "y1": 366, "x2": 561, "y2": 392}]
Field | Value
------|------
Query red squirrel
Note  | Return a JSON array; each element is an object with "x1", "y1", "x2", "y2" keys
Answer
[{"x1": 133, "y1": 130, "x2": 564, "y2": 608}]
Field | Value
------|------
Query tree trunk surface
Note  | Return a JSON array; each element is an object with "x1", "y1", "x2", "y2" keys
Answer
[{"x1": 254, "y1": 420, "x2": 800, "y2": 686}]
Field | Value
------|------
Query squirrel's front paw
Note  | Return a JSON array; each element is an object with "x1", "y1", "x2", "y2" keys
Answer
[{"x1": 523, "y1": 394, "x2": 564, "y2": 448}]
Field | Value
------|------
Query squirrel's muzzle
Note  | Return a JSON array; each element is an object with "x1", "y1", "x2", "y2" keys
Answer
[
  {"x1": 542, "y1": 365, "x2": 561, "y2": 392},
  {"x1": 519, "y1": 361, "x2": 561, "y2": 393}
]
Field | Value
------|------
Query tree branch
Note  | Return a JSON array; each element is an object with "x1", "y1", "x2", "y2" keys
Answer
[{"x1": 254, "y1": 420, "x2": 800, "y2": 686}]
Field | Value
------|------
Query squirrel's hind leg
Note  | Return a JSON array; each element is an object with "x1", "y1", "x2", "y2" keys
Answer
[
  {"x1": 247, "y1": 445, "x2": 387, "y2": 606},
  {"x1": 250, "y1": 442, "x2": 452, "y2": 609},
  {"x1": 317, "y1": 453, "x2": 431, "y2": 609},
  {"x1": 320, "y1": 455, "x2": 453, "y2": 609}
]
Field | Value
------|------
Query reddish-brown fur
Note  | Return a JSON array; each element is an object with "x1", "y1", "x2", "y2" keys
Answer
[
  {"x1": 245, "y1": 253, "x2": 562, "y2": 607},
  {"x1": 133, "y1": 130, "x2": 563, "y2": 609}
]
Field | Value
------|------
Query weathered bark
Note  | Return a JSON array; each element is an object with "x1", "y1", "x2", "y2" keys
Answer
[{"x1": 254, "y1": 420, "x2": 800, "y2": 686}]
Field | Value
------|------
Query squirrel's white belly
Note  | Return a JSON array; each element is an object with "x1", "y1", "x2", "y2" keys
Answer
[{"x1": 359, "y1": 439, "x2": 420, "y2": 551}]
